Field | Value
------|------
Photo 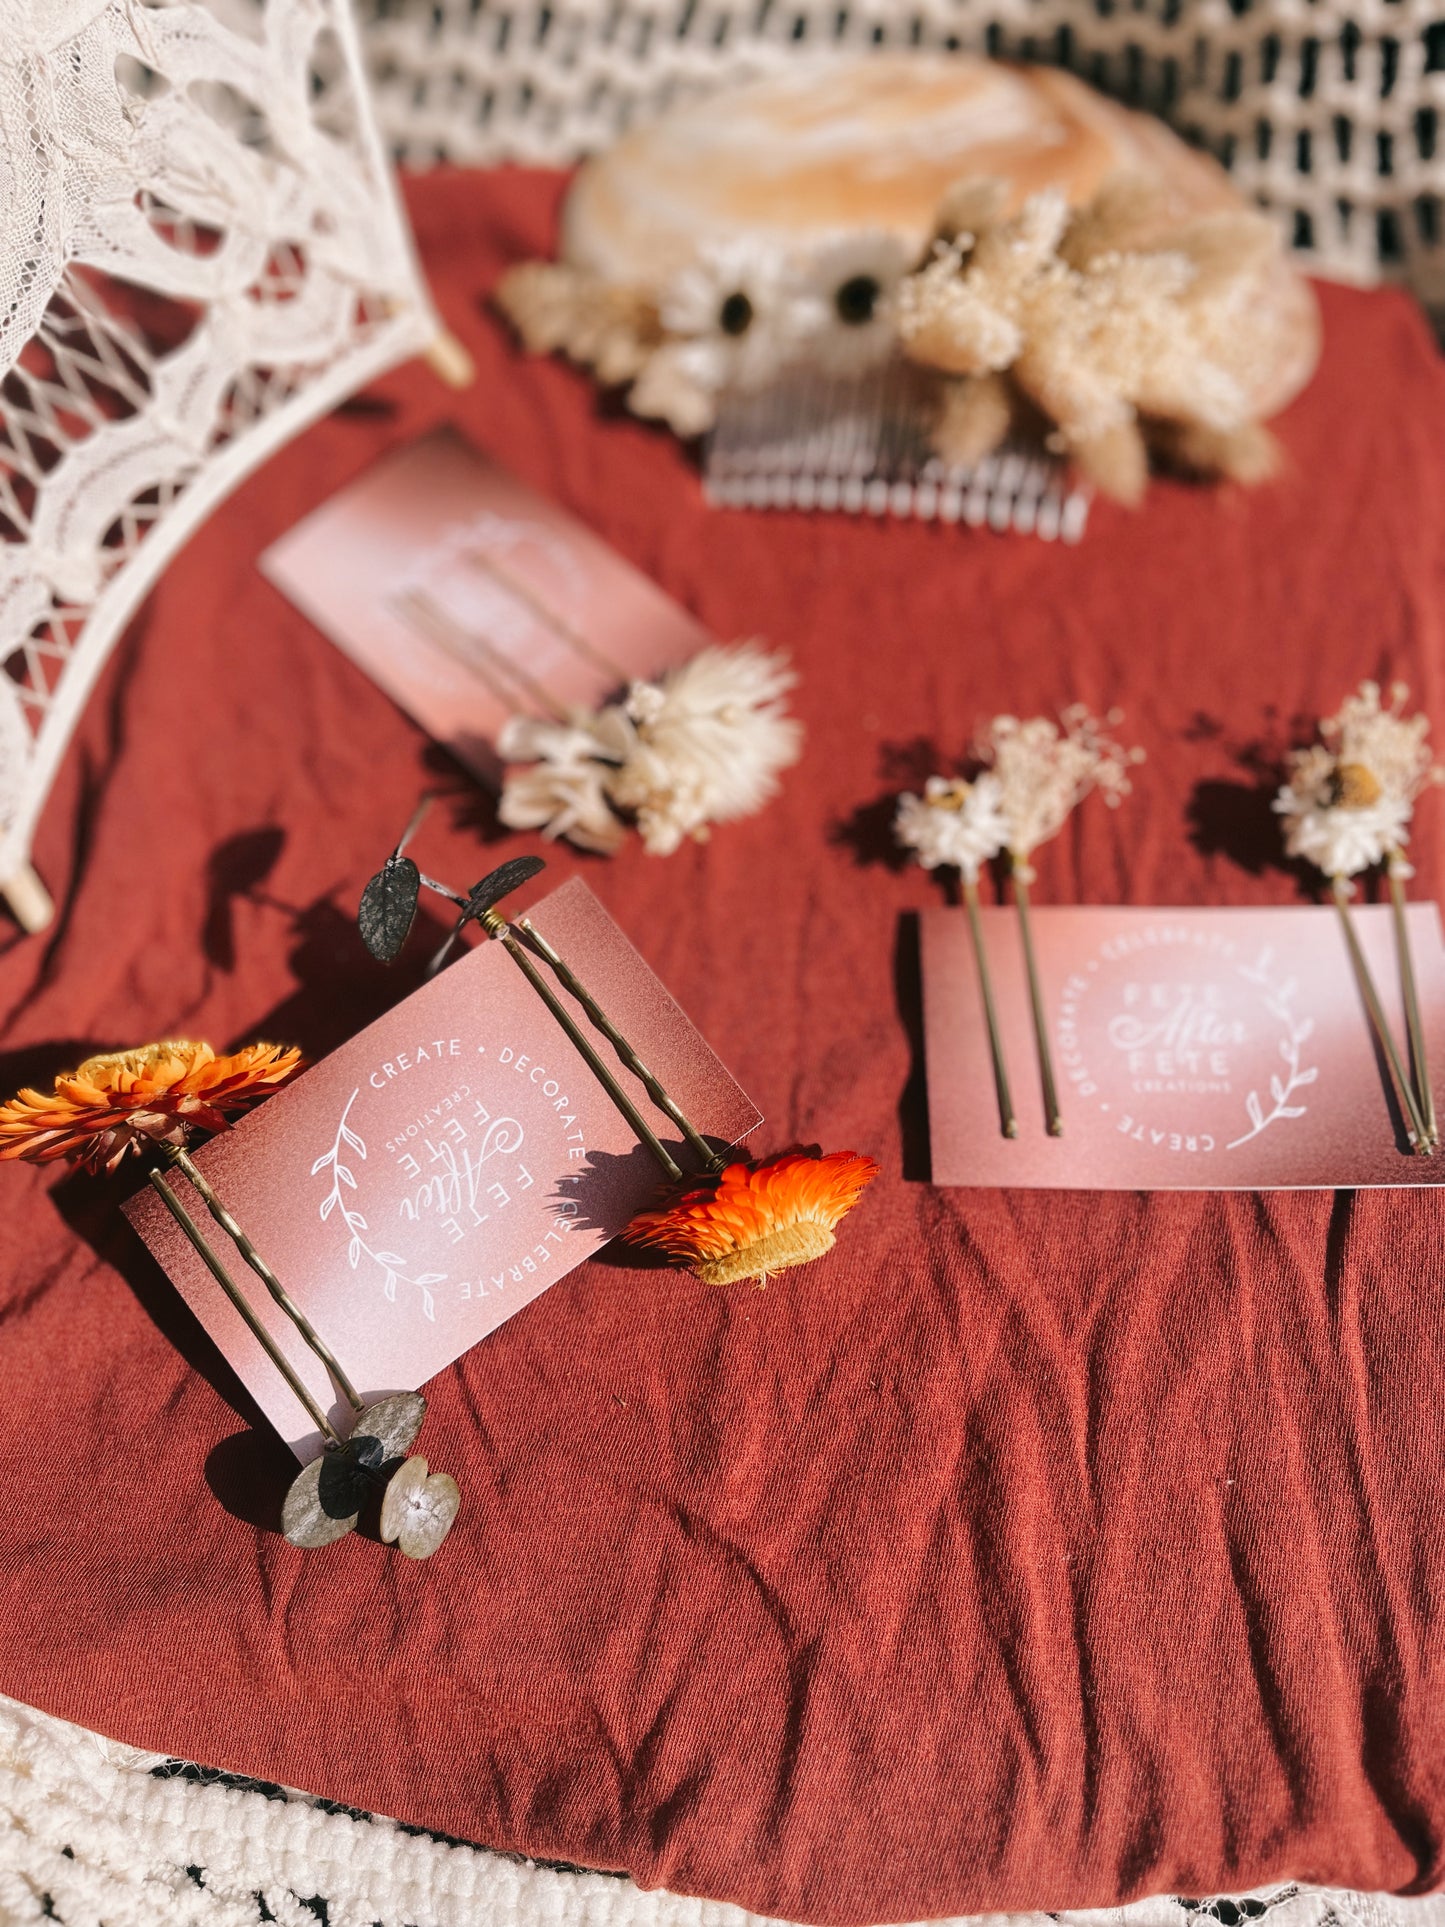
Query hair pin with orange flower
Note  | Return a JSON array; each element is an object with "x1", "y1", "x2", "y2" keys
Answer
[
  {"x1": 360, "y1": 811, "x2": 877, "y2": 1284},
  {"x1": 0, "y1": 1039, "x2": 461, "y2": 1559}
]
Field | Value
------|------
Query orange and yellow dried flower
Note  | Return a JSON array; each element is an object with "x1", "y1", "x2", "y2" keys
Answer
[
  {"x1": 0, "y1": 1040, "x2": 303, "y2": 1174},
  {"x1": 624, "y1": 1146, "x2": 878, "y2": 1285}
]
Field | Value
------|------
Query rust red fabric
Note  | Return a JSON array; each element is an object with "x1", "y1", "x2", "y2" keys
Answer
[{"x1": 3, "y1": 169, "x2": 1445, "y2": 1922}]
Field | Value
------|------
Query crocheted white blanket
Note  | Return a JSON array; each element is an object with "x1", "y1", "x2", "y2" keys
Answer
[{"x1": 3, "y1": 1692, "x2": 1444, "y2": 1927}]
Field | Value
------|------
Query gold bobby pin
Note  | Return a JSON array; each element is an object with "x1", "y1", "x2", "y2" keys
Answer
[
  {"x1": 462, "y1": 546, "x2": 632, "y2": 689},
  {"x1": 389, "y1": 586, "x2": 571, "y2": 722},
  {"x1": 894, "y1": 773, "x2": 1016, "y2": 1139},
  {"x1": 959, "y1": 873, "x2": 1016, "y2": 1140},
  {"x1": 146, "y1": 1159, "x2": 457, "y2": 1553},
  {"x1": 1389, "y1": 855, "x2": 1438, "y2": 1147},
  {"x1": 1327, "y1": 877, "x2": 1431, "y2": 1153},
  {"x1": 980, "y1": 710, "x2": 1142, "y2": 1139},
  {"x1": 359, "y1": 820, "x2": 727, "y2": 1187},
  {"x1": 1007, "y1": 861, "x2": 1057, "y2": 1136}
]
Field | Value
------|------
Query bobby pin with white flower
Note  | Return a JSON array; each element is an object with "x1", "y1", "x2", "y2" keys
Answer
[
  {"x1": 895, "y1": 773, "x2": 1015, "y2": 1137},
  {"x1": 981, "y1": 707, "x2": 1143, "y2": 1135},
  {"x1": 498, "y1": 642, "x2": 803, "y2": 857},
  {"x1": 1275, "y1": 681, "x2": 1443, "y2": 1152}
]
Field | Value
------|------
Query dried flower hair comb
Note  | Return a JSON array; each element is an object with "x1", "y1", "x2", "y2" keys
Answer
[
  {"x1": 0, "y1": 1042, "x2": 461, "y2": 1558},
  {"x1": 496, "y1": 58, "x2": 1319, "y2": 528},
  {"x1": 1274, "y1": 680, "x2": 1442, "y2": 1153},
  {"x1": 896, "y1": 706, "x2": 1142, "y2": 1136},
  {"x1": 361, "y1": 808, "x2": 877, "y2": 1284}
]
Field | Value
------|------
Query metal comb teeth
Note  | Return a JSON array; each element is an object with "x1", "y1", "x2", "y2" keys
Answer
[{"x1": 703, "y1": 359, "x2": 1090, "y2": 543}]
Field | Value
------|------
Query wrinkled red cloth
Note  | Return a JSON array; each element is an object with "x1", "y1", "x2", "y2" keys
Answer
[{"x1": 3, "y1": 169, "x2": 1445, "y2": 1924}]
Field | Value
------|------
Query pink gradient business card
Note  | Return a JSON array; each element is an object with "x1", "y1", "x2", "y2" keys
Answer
[
  {"x1": 260, "y1": 427, "x2": 713, "y2": 780},
  {"x1": 922, "y1": 902, "x2": 1445, "y2": 1189},
  {"x1": 126, "y1": 880, "x2": 760, "y2": 1456}
]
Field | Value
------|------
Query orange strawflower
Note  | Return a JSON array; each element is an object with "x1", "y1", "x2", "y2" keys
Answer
[
  {"x1": 624, "y1": 1147, "x2": 879, "y2": 1285},
  {"x1": 0, "y1": 1040, "x2": 303, "y2": 1174}
]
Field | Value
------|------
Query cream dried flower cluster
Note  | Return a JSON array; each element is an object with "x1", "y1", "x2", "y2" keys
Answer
[
  {"x1": 498, "y1": 642, "x2": 802, "y2": 856},
  {"x1": 896, "y1": 178, "x2": 1285, "y2": 504},
  {"x1": 1274, "y1": 681, "x2": 1444, "y2": 884},
  {"x1": 497, "y1": 231, "x2": 913, "y2": 439},
  {"x1": 895, "y1": 708, "x2": 1141, "y2": 883}
]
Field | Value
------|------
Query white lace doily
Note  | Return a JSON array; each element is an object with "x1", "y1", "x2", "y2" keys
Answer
[
  {"x1": 356, "y1": 0, "x2": 1445, "y2": 309},
  {"x1": 0, "y1": 0, "x2": 444, "y2": 929}
]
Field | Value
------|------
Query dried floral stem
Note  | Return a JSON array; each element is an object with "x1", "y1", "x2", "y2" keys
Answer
[
  {"x1": 479, "y1": 910, "x2": 686, "y2": 1183},
  {"x1": 1331, "y1": 880, "x2": 1432, "y2": 1155},
  {"x1": 147, "y1": 1169, "x2": 345, "y2": 1446},
  {"x1": 1388, "y1": 869, "x2": 1438, "y2": 1146},
  {"x1": 516, "y1": 917, "x2": 724, "y2": 1170},
  {"x1": 961, "y1": 877, "x2": 1017, "y2": 1140},
  {"x1": 1012, "y1": 868, "x2": 1062, "y2": 1136},
  {"x1": 390, "y1": 588, "x2": 570, "y2": 722},
  {"x1": 165, "y1": 1144, "x2": 368, "y2": 1410}
]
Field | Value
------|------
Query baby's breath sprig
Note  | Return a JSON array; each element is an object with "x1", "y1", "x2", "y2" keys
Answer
[
  {"x1": 893, "y1": 705, "x2": 1141, "y2": 1139},
  {"x1": 983, "y1": 706, "x2": 1143, "y2": 1136}
]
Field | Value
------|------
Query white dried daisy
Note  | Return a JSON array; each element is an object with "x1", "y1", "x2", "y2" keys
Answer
[
  {"x1": 1321, "y1": 681, "x2": 1442, "y2": 810},
  {"x1": 1274, "y1": 756, "x2": 1411, "y2": 881},
  {"x1": 796, "y1": 231, "x2": 914, "y2": 377},
  {"x1": 497, "y1": 715, "x2": 626, "y2": 855},
  {"x1": 1275, "y1": 740, "x2": 1400, "y2": 878},
  {"x1": 980, "y1": 706, "x2": 1142, "y2": 872},
  {"x1": 894, "y1": 774, "x2": 1008, "y2": 883},
  {"x1": 1273, "y1": 684, "x2": 1443, "y2": 883},
  {"x1": 657, "y1": 239, "x2": 802, "y2": 397},
  {"x1": 605, "y1": 643, "x2": 803, "y2": 856}
]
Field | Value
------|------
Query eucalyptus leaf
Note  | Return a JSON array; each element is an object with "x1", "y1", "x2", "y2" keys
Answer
[
  {"x1": 462, "y1": 854, "x2": 546, "y2": 923},
  {"x1": 359, "y1": 853, "x2": 421, "y2": 961}
]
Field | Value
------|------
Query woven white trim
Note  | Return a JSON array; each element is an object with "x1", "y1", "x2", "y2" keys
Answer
[
  {"x1": 355, "y1": 0, "x2": 1445, "y2": 303},
  {"x1": 4, "y1": 1691, "x2": 1445, "y2": 1927}
]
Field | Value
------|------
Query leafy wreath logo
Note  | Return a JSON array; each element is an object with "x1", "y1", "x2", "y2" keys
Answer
[
  {"x1": 1225, "y1": 949, "x2": 1318, "y2": 1150},
  {"x1": 312, "y1": 1090, "x2": 448, "y2": 1322}
]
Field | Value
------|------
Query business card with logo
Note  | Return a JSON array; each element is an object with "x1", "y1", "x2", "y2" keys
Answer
[
  {"x1": 922, "y1": 902, "x2": 1445, "y2": 1189},
  {"x1": 260, "y1": 426, "x2": 713, "y2": 780},
  {"x1": 126, "y1": 881, "x2": 760, "y2": 1456}
]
